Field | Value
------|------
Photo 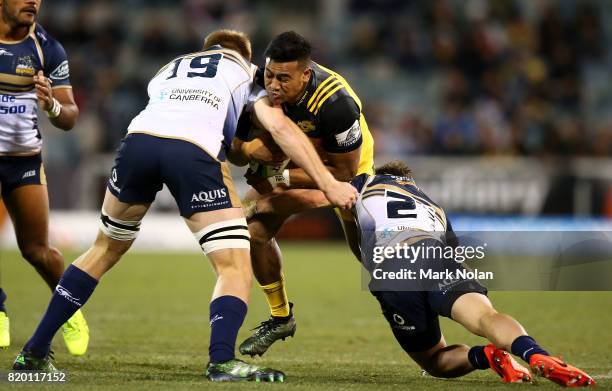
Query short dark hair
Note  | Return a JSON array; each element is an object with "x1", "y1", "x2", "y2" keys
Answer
[
  {"x1": 264, "y1": 31, "x2": 311, "y2": 65},
  {"x1": 375, "y1": 161, "x2": 413, "y2": 177},
  {"x1": 203, "y1": 29, "x2": 252, "y2": 61}
]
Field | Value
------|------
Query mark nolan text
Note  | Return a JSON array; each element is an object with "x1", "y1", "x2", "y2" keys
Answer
[{"x1": 372, "y1": 268, "x2": 494, "y2": 280}]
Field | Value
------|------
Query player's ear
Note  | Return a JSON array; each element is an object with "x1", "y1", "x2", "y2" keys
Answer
[{"x1": 301, "y1": 67, "x2": 311, "y2": 83}]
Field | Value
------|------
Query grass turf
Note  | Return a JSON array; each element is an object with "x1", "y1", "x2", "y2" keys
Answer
[{"x1": 0, "y1": 243, "x2": 611, "y2": 390}]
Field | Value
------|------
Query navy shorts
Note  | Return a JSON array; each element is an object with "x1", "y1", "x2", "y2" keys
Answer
[
  {"x1": 0, "y1": 153, "x2": 46, "y2": 197},
  {"x1": 107, "y1": 133, "x2": 241, "y2": 217},
  {"x1": 369, "y1": 238, "x2": 488, "y2": 352},
  {"x1": 371, "y1": 280, "x2": 487, "y2": 352}
]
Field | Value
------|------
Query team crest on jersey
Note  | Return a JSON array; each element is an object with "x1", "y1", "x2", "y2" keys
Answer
[
  {"x1": 15, "y1": 56, "x2": 35, "y2": 76},
  {"x1": 50, "y1": 60, "x2": 70, "y2": 80},
  {"x1": 297, "y1": 120, "x2": 315, "y2": 133}
]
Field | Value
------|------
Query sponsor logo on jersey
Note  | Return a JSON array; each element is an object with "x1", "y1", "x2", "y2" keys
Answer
[
  {"x1": 50, "y1": 60, "x2": 70, "y2": 80},
  {"x1": 335, "y1": 119, "x2": 360, "y2": 147},
  {"x1": 0, "y1": 49, "x2": 13, "y2": 56},
  {"x1": 15, "y1": 56, "x2": 35, "y2": 76},
  {"x1": 191, "y1": 188, "x2": 227, "y2": 203},
  {"x1": 22, "y1": 169, "x2": 36, "y2": 179},
  {"x1": 55, "y1": 285, "x2": 82, "y2": 306},
  {"x1": 297, "y1": 120, "x2": 315, "y2": 133}
]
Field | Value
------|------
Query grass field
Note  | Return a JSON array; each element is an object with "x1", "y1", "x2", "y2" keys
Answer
[{"x1": 0, "y1": 243, "x2": 611, "y2": 390}]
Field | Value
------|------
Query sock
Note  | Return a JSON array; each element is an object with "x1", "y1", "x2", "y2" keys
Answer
[
  {"x1": 209, "y1": 295, "x2": 247, "y2": 363},
  {"x1": 468, "y1": 346, "x2": 490, "y2": 370},
  {"x1": 511, "y1": 335, "x2": 549, "y2": 363},
  {"x1": 24, "y1": 265, "x2": 98, "y2": 358},
  {"x1": 260, "y1": 275, "x2": 289, "y2": 318},
  {"x1": 0, "y1": 288, "x2": 6, "y2": 313}
]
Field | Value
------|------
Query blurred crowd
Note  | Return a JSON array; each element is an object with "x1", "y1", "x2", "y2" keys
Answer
[{"x1": 38, "y1": 0, "x2": 612, "y2": 165}]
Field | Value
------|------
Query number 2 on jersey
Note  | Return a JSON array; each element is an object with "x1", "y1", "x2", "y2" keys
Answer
[
  {"x1": 166, "y1": 53, "x2": 222, "y2": 79},
  {"x1": 386, "y1": 191, "x2": 417, "y2": 219}
]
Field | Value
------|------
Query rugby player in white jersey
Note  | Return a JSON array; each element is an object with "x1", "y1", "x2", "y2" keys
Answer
[
  {"x1": 248, "y1": 161, "x2": 595, "y2": 387},
  {"x1": 0, "y1": 0, "x2": 88, "y2": 355},
  {"x1": 13, "y1": 29, "x2": 357, "y2": 382}
]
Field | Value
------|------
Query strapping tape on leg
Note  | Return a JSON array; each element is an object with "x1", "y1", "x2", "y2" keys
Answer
[
  {"x1": 194, "y1": 218, "x2": 250, "y2": 255},
  {"x1": 99, "y1": 208, "x2": 141, "y2": 241}
]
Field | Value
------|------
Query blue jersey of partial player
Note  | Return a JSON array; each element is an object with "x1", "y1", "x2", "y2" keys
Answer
[
  {"x1": 350, "y1": 173, "x2": 450, "y2": 270},
  {"x1": 0, "y1": 24, "x2": 71, "y2": 154}
]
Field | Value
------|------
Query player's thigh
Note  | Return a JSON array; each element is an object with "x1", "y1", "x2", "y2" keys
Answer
[
  {"x1": 160, "y1": 138, "x2": 241, "y2": 219},
  {"x1": 4, "y1": 184, "x2": 51, "y2": 247},
  {"x1": 0, "y1": 153, "x2": 50, "y2": 246},
  {"x1": 372, "y1": 290, "x2": 442, "y2": 353},
  {"x1": 107, "y1": 133, "x2": 164, "y2": 207},
  {"x1": 450, "y1": 292, "x2": 496, "y2": 332},
  {"x1": 184, "y1": 207, "x2": 252, "y2": 275},
  {"x1": 101, "y1": 189, "x2": 150, "y2": 222}
]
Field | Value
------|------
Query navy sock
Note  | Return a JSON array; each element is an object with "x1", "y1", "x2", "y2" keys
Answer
[
  {"x1": 468, "y1": 346, "x2": 490, "y2": 370},
  {"x1": 0, "y1": 288, "x2": 6, "y2": 313},
  {"x1": 24, "y1": 265, "x2": 98, "y2": 358},
  {"x1": 511, "y1": 335, "x2": 549, "y2": 363},
  {"x1": 209, "y1": 295, "x2": 247, "y2": 363}
]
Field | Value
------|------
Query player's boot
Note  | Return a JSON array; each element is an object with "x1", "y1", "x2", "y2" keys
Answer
[
  {"x1": 529, "y1": 354, "x2": 596, "y2": 387},
  {"x1": 12, "y1": 350, "x2": 59, "y2": 372},
  {"x1": 0, "y1": 311, "x2": 9, "y2": 348},
  {"x1": 62, "y1": 309, "x2": 89, "y2": 356},
  {"x1": 484, "y1": 344, "x2": 532, "y2": 383},
  {"x1": 239, "y1": 306, "x2": 296, "y2": 357},
  {"x1": 205, "y1": 359, "x2": 285, "y2": 382}
]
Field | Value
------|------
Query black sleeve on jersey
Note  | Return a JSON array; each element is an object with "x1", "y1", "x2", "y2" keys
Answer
[
  {"x1": 235, "y1": 110, "x2": 252, "y2": 141},
  {"x1": 318, "y1": 96, "x2": 363, "y2": 153},
  {"x1": 445, "y1": 217, "x2": 460, "y2": 248},
  {"x1": 350, "y1": 173, "x2": 369, "y2": 192},
  {"x1": 254, "y1": 67, "x2": 265, "y2": 89}
]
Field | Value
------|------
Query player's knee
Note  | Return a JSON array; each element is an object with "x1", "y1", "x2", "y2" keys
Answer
[
  {"x1": 93, "y1": 231, "x2": 132, "y2": 259},
  {"x1": 247, "y1": 223, "x2": 269, "y2": 246},
  {"x1": 20, "y1": 244, "x2": 47, "y2": 266},
  {"x1": 99, "y1": 209, "x2": 141, "y2": 242},
  {"x1": 194, "y1": 217, "x2": 250, "y2": 256}
]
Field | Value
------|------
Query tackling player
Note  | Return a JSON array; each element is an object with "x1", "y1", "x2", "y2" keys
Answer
[
  {"x1": 229, "y1": 31, "x2": 374, "y2": 356},
  {"x1": 0, "y1": 0, "x2": 88, "y2": 354},
  {"x1": 249, "y1": 161, "x2": 596, "y2": 387},
  {"x1": 12, "y1": 29, "x2": 357, "y2": 382}
]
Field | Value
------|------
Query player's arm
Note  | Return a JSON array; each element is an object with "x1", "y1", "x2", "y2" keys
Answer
[
  {"x1": 247, "y1": 173, "x2": 367, "y2": 219},
  {"x1": 247, "y1": 188, "x2": 330, "y2": 219},
  {"x1": 34, "y1": 72, "x2": 79, "y2": 131},
  {"x1": 252, "y1": 97, "x2": 356, "y2": 209},
  {"x1": 227, "y1": 94, "x2": 286, "y2": 167},
  {"x1": 286, "y1": 96, "x2": 362, "y2": 187},
  {"x1": 37, "y1": 39, "x2": 79, "y2": 131}
]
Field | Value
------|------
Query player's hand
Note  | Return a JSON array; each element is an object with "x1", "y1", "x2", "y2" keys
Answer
[
  {"x1": 245, "y1": 169, "x2": 275, "y2": 195},
  {"x1": 321, "y1": 179, "x2": 358, "y2": 210},
  {"x1": 34, "y1": 70, "x2": 54, "y2": 111}
]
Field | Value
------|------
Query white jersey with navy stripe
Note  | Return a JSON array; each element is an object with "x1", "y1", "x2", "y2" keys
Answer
[
  {"x1": 0, "y1": 24, "x2": 71, "y2": 154},
  {"x1": 127, "y1": 46, "x2": 264, "y2": 159},
  {"x1": 351, "y1": 174, "x2": 448, "y2": 261}
]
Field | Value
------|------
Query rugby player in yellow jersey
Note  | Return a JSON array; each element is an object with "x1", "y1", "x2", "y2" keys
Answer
[{"x1": 229, "y1": 31, "x2": 374, "y2": 356}]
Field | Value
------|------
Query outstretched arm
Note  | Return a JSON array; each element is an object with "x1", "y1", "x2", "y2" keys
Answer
[{"x1": 252, "y1": 97, "x2": 356, "y2": 209}]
